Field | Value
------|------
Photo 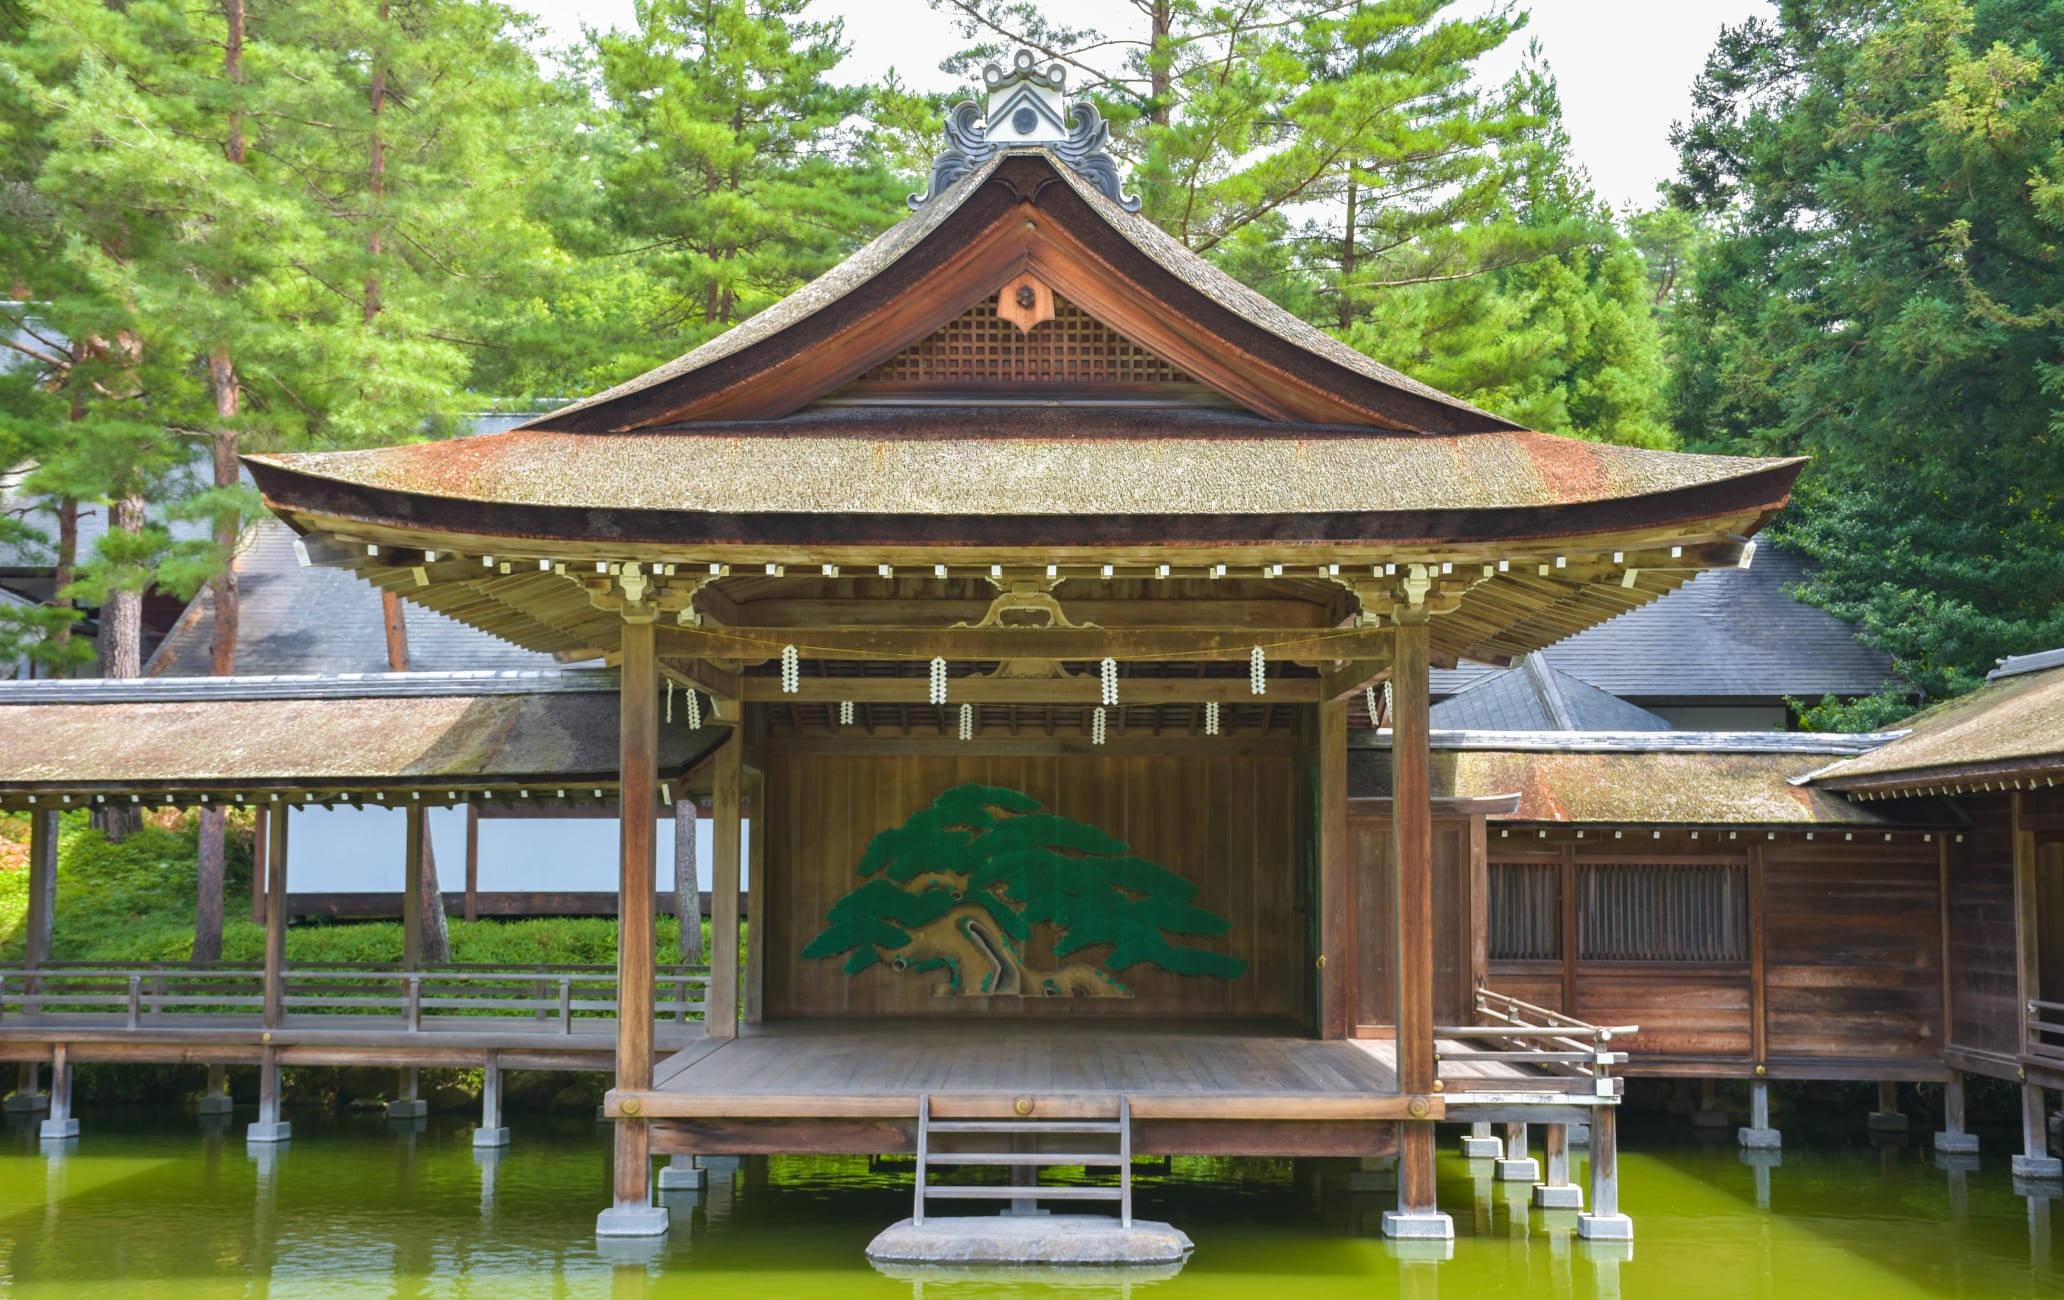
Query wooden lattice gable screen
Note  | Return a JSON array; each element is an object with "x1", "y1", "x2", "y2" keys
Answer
[{"x1": 833, "y1": 292, "x2": 1222, "y2": 401}]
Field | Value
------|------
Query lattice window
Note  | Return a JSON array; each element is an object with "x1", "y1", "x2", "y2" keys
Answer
[
  {"x1": 1578, "y1": 863, "x2": 1749, "y2": 962},
  {"x1": 850, "y1": 294, "x2": 1194, "y2": 387},
  {"x1": 1488, "y1": 862, "x2": 1561, "y2": 960}
]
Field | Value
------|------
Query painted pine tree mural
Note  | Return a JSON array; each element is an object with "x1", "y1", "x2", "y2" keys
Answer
[{"x1": 802, "y1": 784, "x2": 1247, "y2": 998}]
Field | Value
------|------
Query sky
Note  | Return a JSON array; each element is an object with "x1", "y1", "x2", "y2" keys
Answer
[{"x1": 522, "y1": 0, "x2": 1772, "y2": 211}]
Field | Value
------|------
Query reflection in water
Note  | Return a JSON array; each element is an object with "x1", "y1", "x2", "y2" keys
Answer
[{"x1": 0, "y1": 1111, "x2": 2058, "y2": 1298}]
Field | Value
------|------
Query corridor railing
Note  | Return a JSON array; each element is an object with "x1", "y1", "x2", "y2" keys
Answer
[
  {"x1": 0, "y1": 962, "x2": 710, "y2": 1033},
  {"x1": 1433, "y1": 988, "x2": 1634, "y2": 1098}
]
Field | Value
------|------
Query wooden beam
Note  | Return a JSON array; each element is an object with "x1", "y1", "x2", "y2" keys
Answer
[
  {"x1": 709, "y1": 730, "x2": 743, "y2": 1040},
  {"x1": 737, "y1": 676, "x2": 1320, "y2": 704},
  {"x1": 720, "y1": 596, "x2": 1336, "y2": 630},
  {"x1": 1320, "y1": 658, "x2": 1390, "y2": 703},
  {"x1": 263, "y1": 809, "x2": 289, "y2": 1029},
  {"x1": 661, "y1": 624, "x2": 1393, "y2": 664},
  {"x1": 661, "y1": 658, "x2": 741, "y2": 702}
]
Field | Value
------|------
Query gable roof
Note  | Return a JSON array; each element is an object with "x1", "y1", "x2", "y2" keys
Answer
[
  {"x1": 1429, "y1": 546, "x2": 1898, "y2": 702},
  {"x1": 146, "y1": 519, "x2": 567, "y2": 678},
  {"x1": 1430, "y1": 655, "x2": 1672, "y2": 732},
  {"x1": 1807, "y1": 650, "x2": 2064, "y2": 796}
]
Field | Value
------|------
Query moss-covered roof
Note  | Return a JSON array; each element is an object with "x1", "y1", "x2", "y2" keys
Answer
[{"x1": 1809, "y1": 655, "x2": 2064, "y2": 794}]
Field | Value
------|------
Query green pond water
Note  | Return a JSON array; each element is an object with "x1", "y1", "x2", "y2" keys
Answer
[{"x1": 1, "y1": 1108, "x2": 2058, "y2": 1298}]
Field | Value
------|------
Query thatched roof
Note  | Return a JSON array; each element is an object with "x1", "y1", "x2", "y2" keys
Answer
[{"x1": 1807, "y1": 652, "x2": 2064, "y2": 797}]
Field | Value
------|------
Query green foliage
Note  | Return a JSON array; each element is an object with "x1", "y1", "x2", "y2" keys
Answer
[
  {"x1": 1666, "y1": 0, "x2": 2064, "y2": 710},
  {"x1": 804, "y1": 783, "x2": 1246, "y2": 981}
]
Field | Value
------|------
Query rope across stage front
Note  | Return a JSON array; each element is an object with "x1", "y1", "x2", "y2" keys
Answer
[{"x1": 801, "y1": 783, "x2": 1249, "y2": 999}]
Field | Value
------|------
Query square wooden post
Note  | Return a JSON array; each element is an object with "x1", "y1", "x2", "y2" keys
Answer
[
  {"x1": 2017, "y1": 1083, "x2": 2063, "y2": 1180},
  {"x1": 1935, "y1": 1070, "x2": 1979, "y2": 1154},
  {"x1": 402, "y1": 805, "x2": 426, "y2": 971},
  {"x1": 709, "y1": 730, "x2": 743, "y2": 1040},
  {"x1": 263, "y1": 809, "x2": 289, "y2": 1029},
  {"x1": 251, "y1": 808, "x2": 269, "y2": 926},
  {"x1": 37, "y1": 1043, "x2": 76, "y2": 1141},
  {"x1": 1317, "y1": 697, "x2": 1349, "y2": 1039},
  {"x1": 25, "y1": 809, "x2": 57, "y2": 970},
  {"x1": 1533, "y1": 1121, "x2": 1583, "y2": 1209},
  {"x1": 475, "y1": 1048, "x2": 509, "y2": 1148},
  {"x1": 744, "y1": 768, "x2": 766, "y2": 1026},
  {"x1": 1578, "y1": 1104, "x2": 1631, "y2": 1238},
  {"x1": 600, "y1": 616, "x2": 666, "y2": 1236},
  {"x1": 464, "y1": 804, "x2": 480, "y2": 923},
  {"x1": 1383, "y1": 607, "x2": 1450, "y2": 1240}
]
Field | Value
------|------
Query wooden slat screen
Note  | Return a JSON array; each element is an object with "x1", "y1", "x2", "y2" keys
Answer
[
  {"x1": 1487, "y1": 862, "x2": 1560, "y2": 960},
  {"x1": 1579, "y1": 863, "x2": 1748, "y2": 963},
  {"x1": 851, "y1": 296, "x2": 1194, "y2": 387}
]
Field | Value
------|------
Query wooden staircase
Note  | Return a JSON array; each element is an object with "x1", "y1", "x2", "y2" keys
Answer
[{"x1": 912, "y1": 1093, "x2": 1133, "y2": 1227}]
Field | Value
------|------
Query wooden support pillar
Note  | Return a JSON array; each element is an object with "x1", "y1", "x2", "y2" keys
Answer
[
  {"x1": 1382, "y1": 609, "x2": 1448, "y2": 1240},
  {"x1": 263, "y1": 809, "x2": 289, "y2": 1030},
  {"x1": 744, "y1": 768, "x2": 766, "y2": 1026},
  {"x1": 403, "y1": 804, "x2": 426, "y2": 971},
  {"x1": 1869, "y1": 1079, "x2": 1909, "y2": 1132},
  {"x1": 251, "y1": 808, "x2": 269, "y2": 926},
  {"x1": 25, "y1": 809, "x2": 57, "y2": 971},
  {"x1": 199, "y1": 1062, "x2": 233, "y2": 1115},
  {"x1": 601, "y1": 616, "x2": 665, "y2": 1236},
  {"x1": 1496, "y1": 1121, "x2": 1539, "y2": 1182},
  {"x1": 709, "y1": 729, "x2": 743, "y2": 1040},
  {"x1": 1533, "y1": 1121, "x2": 1582, "y2": 1209},
  {"x1": 464, "y1": 805, "x2": 480, "y2": 923},
  {"x1": 475, "y1": 1048, "x2": 510, "y2": 1148},
  {"x1": 248, "y1": 1044, "x2": 289, "y2": 1143},
  {"x1": 1740, "y1": 1077, "x2": 1780, "y2": 1149},
  {"x1": 1935, "y1": 1071, "x2": 1979, "y2": 1154},
  {"x1": 1578, "y1": 1105, "x2": 1631, "y2": 1238},
  {"x1": 2016, "y1": 1083, "x2": 2063, "y2": 1180},
  {"x1": 1693, "y1": 1076, "x2": 1729, "y2": 1127},
  {"x1": 37, "y1": 1043, "x2": 77, "y2": 1141},
  {"x1": 1317, "y1": 697, "x2": 1349, "y2": 1040},
  {"x1": 6, "y1": 1062, "x2": 44, "y2": 1112}
]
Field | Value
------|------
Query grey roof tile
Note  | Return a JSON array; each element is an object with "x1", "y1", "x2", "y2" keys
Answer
[{"x1": 1430, "y1": 656, "x2": 1673, "y2": 732}]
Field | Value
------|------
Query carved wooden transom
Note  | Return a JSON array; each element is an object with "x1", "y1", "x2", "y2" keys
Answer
[{"x1": 839, "y1": 293, "x2": 1202, "y2": 395}]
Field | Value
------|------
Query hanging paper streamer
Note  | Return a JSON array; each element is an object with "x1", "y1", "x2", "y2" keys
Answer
[
  {"x1": 1250, "y1": 645, "x2": 1267, "y2": 695},
  {"x1": 1204, "y1": 700, "x2": 1220, "y2": 736},
  {"x1": 959, "y1": 702, "x2": 973, "y2": 740},
  {"x1": 1100, "y1": 656, "x2": 1118, "y2": 706},
  {"x1": 666, "y1": 678, "x2": 674, "y2": 723},
  {"x1": 780, "y1": 644, "x2": 800, "y2": 693},
  {"x1": 929, "y1": 657, "x2": 949, "y2": 705},
  {"x1": 1365, "y1": 684, "x2": 1380, "y2": 725},
  {"x1": 839, "y1": 700, "x2": 855, "y2": 726},
  {"x1": 685, "y1": 689, "x2": 703, "y2": 730},
  {"x1": 1092, "y1": 706, "x2": 1107, "y2": 745}
]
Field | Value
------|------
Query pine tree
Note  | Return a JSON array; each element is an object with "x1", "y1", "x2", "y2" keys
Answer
[{"x1": 804, "y1": 784, "x2": 1246, "y2": 996}]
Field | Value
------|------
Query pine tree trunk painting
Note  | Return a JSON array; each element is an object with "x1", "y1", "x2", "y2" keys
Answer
[{"x1": 802, "y1": 784, "x2": 1246, "y2": 999}]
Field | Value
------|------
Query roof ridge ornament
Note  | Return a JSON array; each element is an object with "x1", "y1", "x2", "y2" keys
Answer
[{"x1": 909, "y1": 49, "x2": 1140, "y2": 212}]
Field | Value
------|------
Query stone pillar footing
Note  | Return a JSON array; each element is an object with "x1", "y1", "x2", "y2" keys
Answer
[
  {"x1": 5, "y1": 1093, "x2": 49, "y2": 1113},
  {"x1": 596, "y1": 1205, "x2": 670, "y2": 1237},
  {"x1": 1380, "y1": 1211, "x2": 1455, "y2": 1240},
  {"x1": 1568, "y1": 1123, "x2": 1591, "y2": 1147},
  {"x1": 1533, "y1": 1183, "x2": 1583, "y2": 1210},
  {"x1": 472, "y1": 1126, "x2": 510, "y2": 1148},
  {"x1": 2011, "y1": 1155, "x2": 2063, "y2": 1181},
  {"x1": 1738, "y1": 1126, "x2": 1782, "y2": 1150},
  {"x1": 1495, "y1": 1157, "x2": 1541, "y2": 1183},
  {"x1": 387, "y1": 1099, "x2": 429, "y2": 1119},
  {"x1": 197, "y1": 1096, "x2": 234, "y2": 1116},
  {"x1": 1867, "y1": 1112, "x2": 1910, "y2": 1133},
  {"x1": 1691, "y1": 1110, "x2": 1731, "y2": 1129},
  {"x1": 1933, "y1": 1131, "x2": 1980, "y2": 1155},
  {"x1": 1577, "y1": 1212, "x2": 1634, "y2": 1241},
  {"x1": 38, "y1": 1116, "x2": 79, "y2": 1141},
  {"x1": 246, "y1": 1120, "x2": 292, "y2": 1144},
  {"x1": 1459, "y1": 1135, "x2": 1502, "y2": 1159},
  {"x1": 657, "y1": 1162, "x2": 708, "y2": 1191}
]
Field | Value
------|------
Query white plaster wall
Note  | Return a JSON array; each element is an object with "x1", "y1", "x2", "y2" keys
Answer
[{"x1": 282, "y1": 806, "x2": 751, "y2": 895}]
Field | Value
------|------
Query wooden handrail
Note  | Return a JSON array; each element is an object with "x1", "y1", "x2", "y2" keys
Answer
[{"x1": 1430, "y1": 987, "x2": 1637, "y2": 1096}]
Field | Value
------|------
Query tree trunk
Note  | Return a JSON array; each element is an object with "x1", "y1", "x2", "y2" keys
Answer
[
  {"x1": 222, "y1": 0, "x2": 246, "y2": 166},
  {"x1": 51, "y1": 496, "x2": 78, "y2": 663},
  {"x1": 92, "y1": 491, "x2": 146, "y2": 842},
  {"x1": 1340, "y1": 177, "x2": 1358, "y2": 331},
  {"x1": 192, "y1": 806, "x2": 228, "y2": 963},
  {"x1": 676, "y1": 802, "x2": 702, "y2": 965},
  {"x1": 1150, "y1": 1, "x2": 1172, "y2": 126},
  {"x1": 366, "y1": 5, "x2": 388, "y2": 328}
]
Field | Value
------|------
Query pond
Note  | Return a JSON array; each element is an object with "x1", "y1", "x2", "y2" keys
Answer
[{"x1": 1, "y1": 1108, "x2": 2057, "y2": 1297}]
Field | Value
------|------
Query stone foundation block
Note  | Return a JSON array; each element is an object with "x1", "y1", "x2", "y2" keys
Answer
[
  {"x1": 38, "y1": 1116, "x2": 79, "y2": 1141},
  {"x1": 472, "y1": 1126, "x2": 510, "y2": 1148},
  {"x1": 1578, "y1": 1212, "x2": 1634, "y2": 1241},
  {"x1": 1691, "y1": 1109, "x2": 1731, "y2": 1129},
  {"x1": 246, "y1": 1120, "x2": 292, "y2": 1144},
  {"x1": 1380, "y1": 1210, "x2": 1455, "y2": 1241},
  {"x1": 2011, "y1": 1155, "x2": 2063, "y2": 1181},
  {"x1": 5, "y1": 1092, "x2": 49, "y2": 1113},
  {"x1": 1533, "y1": 1184, "x2": 1583, "y2": 1210},
  {"x1": 1738, "y1": 1126, "x2": 1782, "y2": 1150},
  {"x1": 866, "y1": 1214, "x2": 1191, "y2": 1266},
  {"x1": 1932, "y1": 1131, "x2": 1979, "y2": 1155},
  {"x1": 1867, "y1": 1111, "x2": 1910, "y2": 1133},
  {"x1": 197, "y1": 1095, "x2": 235, "y2": 1116},
  {"x1": 1459, "y1": 1135, "x2": 1502, "y2": 1159},
  {"x1": 658, "y1": 1163, "x2": 707, "y2": 1191},
  {"x1": 386, "y1": 1099, "x2": 429, "y2": 1119},
  {"x1": 595, "y1": 1205, "x2": 670, "y2": 1238},
  {"x1": 1495, "y1": 1157, "x2": 1540, "y2": 1183}
]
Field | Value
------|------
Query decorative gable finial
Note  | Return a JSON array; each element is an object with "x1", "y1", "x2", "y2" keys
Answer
[{"x1": 909, "y1": 49, "x2": 1140, "y2": 212}]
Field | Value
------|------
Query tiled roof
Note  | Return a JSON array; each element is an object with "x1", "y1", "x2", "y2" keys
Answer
[
  {"x1": 1429, "y1": 655, "x2": 1672, "y2": 732},
  {"x1": 146, "y1": 518, "x2": 570, "y2": 677},
  {"x1": 1430, "y1": 546, "x2": 1898, "y2": 702}
]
